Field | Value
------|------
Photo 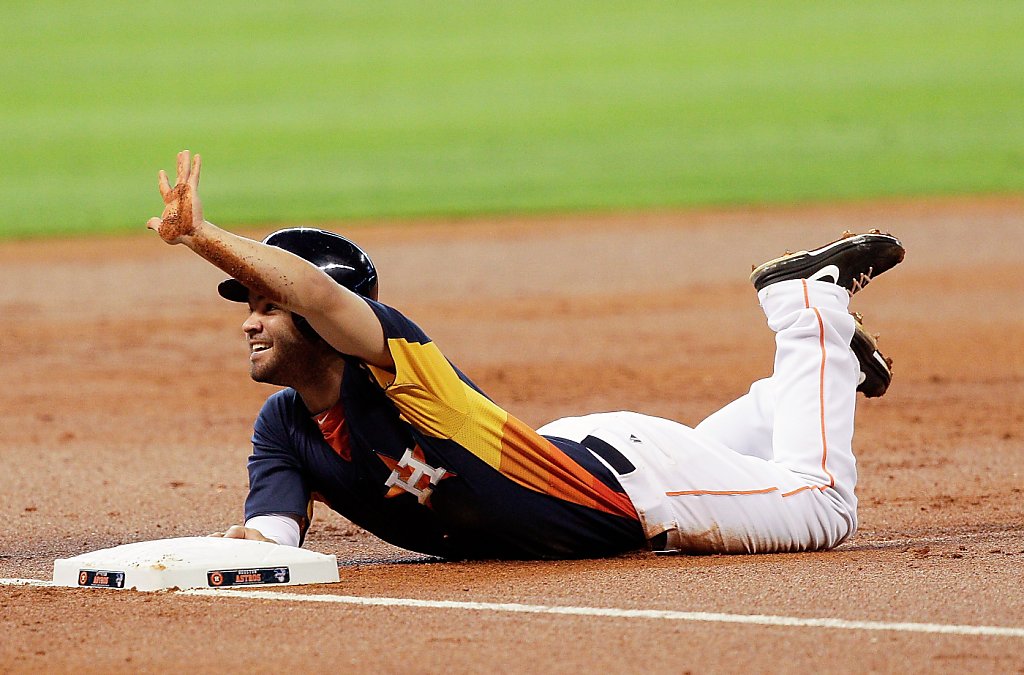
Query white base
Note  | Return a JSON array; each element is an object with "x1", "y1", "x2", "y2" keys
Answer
[{"x1": 52, "y1": 537, "x2": 339, "y2": 591}]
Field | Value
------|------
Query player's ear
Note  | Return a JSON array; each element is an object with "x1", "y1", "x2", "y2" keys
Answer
[{"x1": 291, "y1": 312, "x2": 324, "y2": 343}]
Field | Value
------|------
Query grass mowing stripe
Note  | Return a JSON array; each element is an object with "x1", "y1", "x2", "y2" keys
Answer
[{"x1": 2, "y1": 0, "x2": 1023, "y2": 237}]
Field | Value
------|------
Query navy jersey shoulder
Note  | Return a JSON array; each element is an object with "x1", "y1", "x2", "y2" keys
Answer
[{"x1": 362, "y1": 297, "x2": 487, "y2": 397}]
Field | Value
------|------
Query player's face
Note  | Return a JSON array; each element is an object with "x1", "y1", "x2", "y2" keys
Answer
[{"x1": 242, "y1": 296, "x2": 313, "y2": 385}]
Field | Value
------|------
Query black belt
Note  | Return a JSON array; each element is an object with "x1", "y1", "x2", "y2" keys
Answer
[
  {"x1": 578, "y1": 435, "x2": 669, "y2": 550},
  {"x1": 579, "y1": 435, "x2": 636, "y2": 474}
]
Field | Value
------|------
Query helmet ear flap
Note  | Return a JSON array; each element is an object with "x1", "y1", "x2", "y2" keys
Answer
[{"x1": 291, "y1": 313, "x2": 323, "y2": 344}]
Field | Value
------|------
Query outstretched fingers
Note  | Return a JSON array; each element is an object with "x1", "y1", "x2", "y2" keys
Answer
[
  {"x1": 150, "y1": 150, "x2": 201, "y2": 242},
  {"x1": 158, "y1": 170, "x2": 172, "y2": 202},
  {"x1": 176, "y1": 149, "x2": 191, "y2": 185},
  {"x1": 189, "y1": 153, "x2": 202, "y2": 190},
  {"x1": 157, "y1": 150, "x2": 198, "y2": 202},
  {"x1": 207, "y1": 525, "x2": 274, "y2": 542}
]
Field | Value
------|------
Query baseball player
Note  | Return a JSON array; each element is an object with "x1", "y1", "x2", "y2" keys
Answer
[{"x1": 147, "y1": 151, "x2": 904, "y2": 557}]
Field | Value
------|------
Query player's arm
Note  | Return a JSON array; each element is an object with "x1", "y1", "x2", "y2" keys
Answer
[{"x1": 145, "y1": 150, "x2": 393, "y2": 370}]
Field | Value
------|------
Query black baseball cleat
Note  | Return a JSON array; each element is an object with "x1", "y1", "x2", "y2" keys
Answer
[
  {"x1": 850, "y1": 312, "x2": 893, "y2": 398},
  {"x1": 750, "y1": 230, "x2": 905, "y2": 295}
]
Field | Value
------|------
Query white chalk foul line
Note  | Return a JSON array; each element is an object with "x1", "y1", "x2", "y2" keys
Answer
[
  {"x1": 179, "y1": 588, "x2": 1024, "y2": 639},
  {"x1": 4, "y1": 578, "x2": 1022, "y2": 638}
]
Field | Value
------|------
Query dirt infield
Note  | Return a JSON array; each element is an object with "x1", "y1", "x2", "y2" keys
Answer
[{"x1": 2, "y1": 197, "x2": 1022, "y2": 673}]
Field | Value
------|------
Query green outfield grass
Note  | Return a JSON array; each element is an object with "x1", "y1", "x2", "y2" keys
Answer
[{"x1": 2, "y1": 1, "x2": 1022, "y2": 237}]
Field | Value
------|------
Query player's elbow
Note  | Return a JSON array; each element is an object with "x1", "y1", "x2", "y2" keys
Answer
[{"x1": 288, "y1": 267, "x2": 350, "y2": 317}]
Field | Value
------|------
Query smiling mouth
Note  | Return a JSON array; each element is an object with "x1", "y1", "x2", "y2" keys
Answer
[{"x1": 249, "y1": 343, "x2": 272, "y2": 357}]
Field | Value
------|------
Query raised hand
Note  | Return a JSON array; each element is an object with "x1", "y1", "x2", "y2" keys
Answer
[{"x1": 146, "y1": 150, "x2": 204, "y2": 244}]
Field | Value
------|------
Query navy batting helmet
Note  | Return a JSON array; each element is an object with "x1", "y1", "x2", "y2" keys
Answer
[
  {"x1": 217, "y1": 228, "x2": 379, "y2": 303},
  {"x1": 218, "y1": 228, "x2": 379, "y2": 343}
]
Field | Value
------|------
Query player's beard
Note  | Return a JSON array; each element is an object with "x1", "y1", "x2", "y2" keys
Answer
[{"x1": 248, "y1": 325, "x2": 319, "y2": 388}]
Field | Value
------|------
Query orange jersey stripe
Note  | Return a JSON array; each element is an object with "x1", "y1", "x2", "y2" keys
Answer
[{"x1": 500, "y1": 416, "x2": 638, "y2": 520}]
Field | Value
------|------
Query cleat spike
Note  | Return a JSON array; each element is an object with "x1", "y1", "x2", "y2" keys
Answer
[{"x1": 848, "y1": 310, "x2": 894, "y2": 397}]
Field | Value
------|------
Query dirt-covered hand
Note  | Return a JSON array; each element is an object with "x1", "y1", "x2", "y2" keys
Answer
[{"x1": 146, "y1": 150, "x2": 204, "y2": 244}]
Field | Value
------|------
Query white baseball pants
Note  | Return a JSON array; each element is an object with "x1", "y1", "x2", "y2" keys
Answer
[{"x1": 538, "y1": 279, "x2": 860, "y2": 553}]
